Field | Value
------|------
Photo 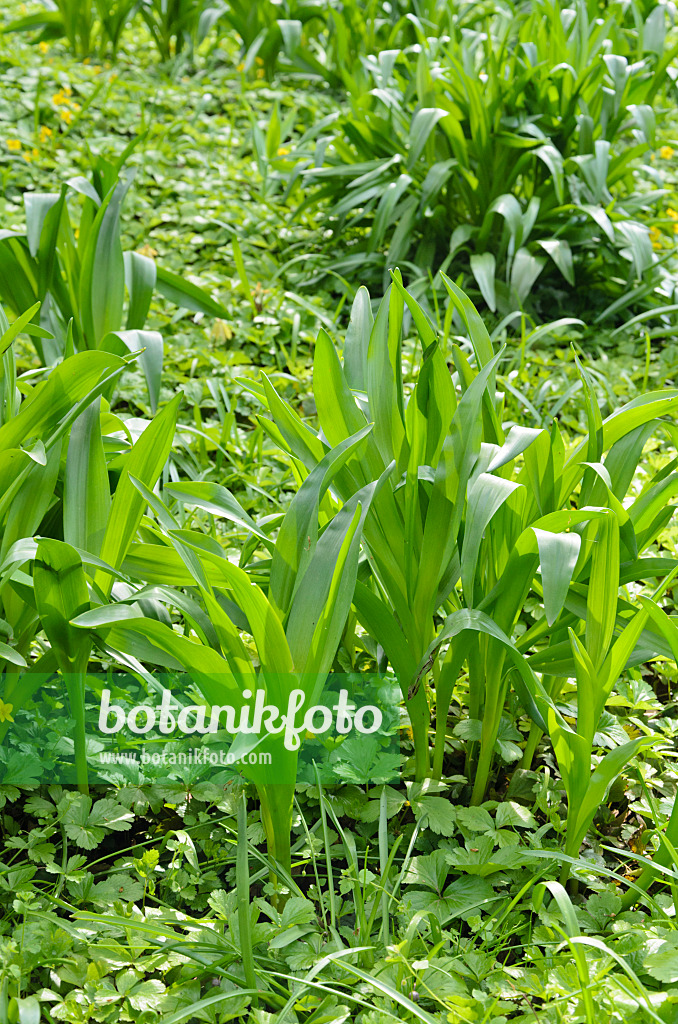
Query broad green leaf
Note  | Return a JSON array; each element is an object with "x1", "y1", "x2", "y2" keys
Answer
[
  {"x1": 286, "y1": 470, "x2": 390, "y2": 679},
  {"x1": 367, "y1": 285, "x2": 407, "y2": 468},
  {"x1": 343, "y1": 286, "x2": 373, "y2": 393},
  {"x1": 0, "y1": 301, "x2": 41, "y2": 357},
  {"x1": 462, "y1": 473, "x2": 523, "y2": 604},
  {"x1": 570, "y1": 737, "x2": 655, "y2": 855},
  {"x1": 34, "y1": 539, "x2": 92, "y2": 790},
  {"x1": 79, "y1": 173, "x2": 133, "y2": 346},
  {"x1": 63, "y1": 398, "x2": 110, "y2": 557},
  {"x1": 422, "y1": 608, "x2": 558, "y2": 733},
  {"x1": 0, "y1": 444, "x2": 60, "y2": 560},
  {"x1": 123, "y1": 251, "x2": 156, "y2": 330},
  {"x1": 585, "y1": 512, "x2": 619, "y2": 669},
  {"x1": 260, "y1": 372, "x2": 326, "y2": 470},
  {"x1": 314, "y1": 329, "x2": 370, "y2": 450},
  {"x1": 270, "y1": 424, "x2": 372, "y2": 616},
  {"x1": 165, "y1": 481, "x2": 274, "y2": 551},
  {"x1": 101, "y1": 329, "x2": 163, "y2": 413},
  {"x1": 96, "y1": 395, "x2": 180, "y2": 595},
  {"x1": 72, "y1": 609, "x2": 245, "y2": 709},
  {"x1": 470, "y1": 253, "x2": 497, "y2": 311},
  {"x1": 34, "y1": 539, "x2": 91, "y2": 676},
  {"x1": 537, "y1": 238, "x2": 574, "y2": 285},
  {"x1": 0, "y1": 351, "x2": 125, "y2": 454},
  {"x1": 155, "y1": 264, "x2": 229, "y2": 318}
]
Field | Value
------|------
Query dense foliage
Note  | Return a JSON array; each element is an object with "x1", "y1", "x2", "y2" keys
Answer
[{"x1": 1, "y1": 1, "x2": 678, "y2": 1022}]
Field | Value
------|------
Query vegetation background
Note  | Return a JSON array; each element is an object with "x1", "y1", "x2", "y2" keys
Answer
[{"x1": 2, "y1": 1, "x2": 678, "y2": 1021}]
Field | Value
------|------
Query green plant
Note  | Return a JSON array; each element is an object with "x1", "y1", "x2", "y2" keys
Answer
[
  {"x1": 3, "y1": 0, "x2": 141, "y2": 57},
  {"x1": 220, "y1": 0, "x2": 328, "y2": 79},
  {"x1": 285, "y1": 0, "x2": 674, "y2": 315},
  {"x1": 138, "y1": 0, "x2": 225, "y2": 61},
  {"x1": 0, "y1": 147, "x2": 229, "y2": 409},
  {"x1": 0, "y1": 292, "x2": 185, "y2": 793},
  {"x1": 0, "y1": 306, "x2": 124, "y2": 778},
  {"x1": 66, "y1": 426, "x2": 386, "y2": 885},
  {"x1": 247, "y1": 273, "x2": 678, "y2": 821}
]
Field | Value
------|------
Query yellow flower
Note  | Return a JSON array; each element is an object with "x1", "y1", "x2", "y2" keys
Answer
[
  {"x1": 660, "y1": 146, "x2": 675, "y2": 159},
  {"x1": 256, "y1": 68, "x2": 265, "y2": 78},
  {"x1": 277, "y1": 146, "x2": 290, "y2": 156},
  {"x1": 6, "y1": 139, "x2": 21, "y2": 152},
  {"x1": 83, "y1": 57, "x2": 90, "y2": 64},
  {"x1": 0, "y1": 700, "x2": 14, "y2": 723},
  {"x1": 211, "y1": 318, "x2": 233, "y2": 342},
  {"x1": 137, "y1": 243, "x2": 158, "y2": 259},
  {"x1": 255, "y1": 57, "x2": 264, "y2": 65},
  {"x1": 22, "y1": 151, "x2": 32, "y2": 162},
  {"x1": 74, "y1": 228, "x2": 79, "y2": 239},
  {"x1": 667, "y1": 208, "x2": 678, "y2": 219},
  {"x1": 650, "y1": 225, "x2": 662, "y2": 250},
  {"x1": 52, "y1": 91, "x2": 66, "y2": 105},
  {"x1": 60, "y1": 109, "x2": 73, "y2": 124},
  {"x1": 236, "y1": 61, "x2": 245, "y2": 71},
  {"x1": 39, "y1": 41, "x2": 49, "y2": 54},
  {"x1": 39, "y1": 125, "x2": 52, "y2": 143}
]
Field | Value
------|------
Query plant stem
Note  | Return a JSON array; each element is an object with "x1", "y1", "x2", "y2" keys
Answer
[
  {"x1": 66, "y1": 673, "x2": 89, "y2": 794},
  {"x1": 521, "y1": 723, "x2": 542, "y2": 771},
  {"x1": 432, "y1": 711, "x2": 448, "y2": 780},
  {"x1": 236, "y1": 792, "x2": 258, "y2": 1006},
  {"x1": 257, "y1": 782, "x2": 294, "y2": 904},
  {"x1": 470, "y1": 738, "x2": 494, "y2": 806},
  {"x1": 407, "y1": 684, "x2": 430, "y2": 780}
]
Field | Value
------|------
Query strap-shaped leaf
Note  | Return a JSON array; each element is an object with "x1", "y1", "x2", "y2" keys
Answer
[
  {"x1": 165, "y1": 481, "x2": 274, "y2": 552},
  {"x1": 343, "y1": 285, "x2": 373, "y2": 393},
  {"x1": 79, "y1": 173, "x2": 132, "y2": 346},
  {"x1": 0, "y1": 350, "x2": 125, "y2": 454},
  {"x1": 420, "y1": 608, "x2": 558, "y2": 733},
  {"x1": 123, "y1": 251, "x2": 156, "y2": 330},
  {"x1": 34, "y1": 539, "x2": 92, "y2": 790},
  {"x1": 64, "y1": 399, "x2": 110, "y2": 557},
  {"x1": 585, "y1": 511, "x2": 619, "y2": 670},
  {"x1": 270, "y1": 424, "x2": 373, "y2": 616},
  {"x1": 34, "y1": 539, "x2": 91, "y2": 675},
  {"x1": 462, "y1": 473, "x2": 523, "y2": 604},
  {"x1": 95, "y1": 394, "x2": 180, "y2": 595},
  {"x1": 101, "y1": 329, "x2": 163, "y2": 414},
  {"x1": 366, "y1": 284, "x2": 407, "y2": 469},
  {"x1": 155, "y1": 264, "x2": 229, "y2": 318},
  {"x1": 72, "y1": 607, "x2": 245, "y2": 709},
  {"x1": 286, "y1": 469, "x2": 391, "y2": 680}
]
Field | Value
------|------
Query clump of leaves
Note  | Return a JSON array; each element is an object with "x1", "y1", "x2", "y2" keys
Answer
[{"x1": 285, "y1": 0, "x2": 673, "y2": 316}]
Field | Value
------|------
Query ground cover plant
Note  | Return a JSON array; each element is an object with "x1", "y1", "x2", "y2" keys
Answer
[{"x1": 3, "y1": 1, "x2": 678, "y2": 1022}]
